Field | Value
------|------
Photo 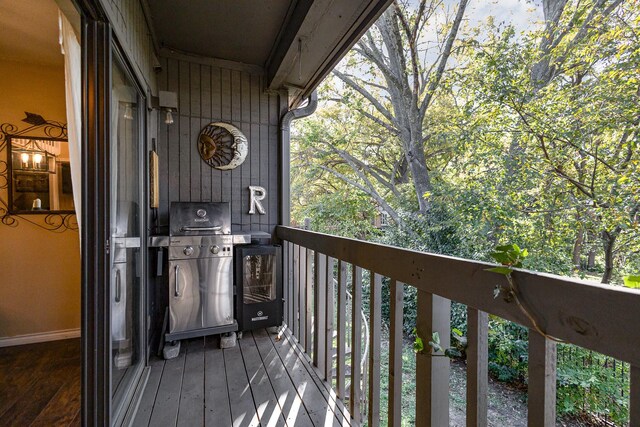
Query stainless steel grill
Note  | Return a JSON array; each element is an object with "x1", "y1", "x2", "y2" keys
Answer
[{"x1": 165, "y1": 202, "x2": 238, "y2": 342}]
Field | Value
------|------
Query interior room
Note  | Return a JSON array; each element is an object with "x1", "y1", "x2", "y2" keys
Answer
[{"x1": 0, "y1": 0, "x2": 82, "y2": 424}]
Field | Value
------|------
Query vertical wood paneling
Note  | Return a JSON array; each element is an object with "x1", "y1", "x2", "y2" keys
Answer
[
  {"x1": 220, "y1": 69, "x2": 232, "y2": 212},
  {"x1": 324, "y1": 257, "x2": 335, "y2": 382},
  {"x1": 528, "y1": 332, "x2": 556, "y2": 427},
  {"x1": 368, "y1": 273, "x2": 382, "y2": 427},
  {"x1": 189, "y1": 117, "x2": 201, "y2": 202},
  {"x1": 389, "y1": 280, "x2": 403, "y2": 427},
  {"x1": 210, "y1": 67, "x2": 222, "y2": 203},
  {"x1": 158, "y1": 56, "x2": 169, "y2": 222},
  {"x1": 201, "y1": 65, "x2": 211, "y2": 118},
  {"x1": 350, "y1": 266, "x2": 363, "y2": 423},
  {"x1": 179, "y1": 61, "x2": 190, "y2": 116},
  {"x1": 190, "y1": 63, "x2": 201, "y2": 117},
  {"x1": 166, "y1": 58, "x2": 180, "y2": 220},
  {"x1": 416, "y1": 291, "x2": 450, "y2": 427},
  {"x1": 336, "y1": 260, "x2": 347, "y2": 400},
  {"x1": 240, "y1": 72, "x2": 251, "y2": 230},
  {"x1": 157, "y1": 55, "x2": 279, "y2": 233},
  {"x1": 200, "y1": 117, "x2": 211, "y2": 202},
  {"x1": 200, "y1": 66, "x2": 212, "y2": 202},
  {"x1": 466, "y1": 308, "x2": 488, "y2": 427},
  {"x1": 230, "y1": 70, "x2": 241, "y2": 227},
  {"x1": 252, "y1": 75, "x2": 267, "y2": 228},
  {"x1": 179, "y1": 114, "x2": 190, "y2": 201}
]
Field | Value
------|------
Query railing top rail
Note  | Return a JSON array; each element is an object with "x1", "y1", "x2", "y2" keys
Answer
[{"x1": 277, "y1": 226, "x2": 640, "y2": 365}]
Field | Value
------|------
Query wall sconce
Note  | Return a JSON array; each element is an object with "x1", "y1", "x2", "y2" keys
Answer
[
  {"x1": 152, "y1": 91, "x2": 178, "y2": 126},
  {"x1": 11, "y1": 139, "x2": 56, "y2": 173},
  {"x1": 164, "y1": 108, "x2": 174, "y2": 125}
]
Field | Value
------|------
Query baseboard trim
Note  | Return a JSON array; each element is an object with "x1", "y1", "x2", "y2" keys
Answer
[{"x1": 0, "y1": 328, "x2": 81, "y2": 347}]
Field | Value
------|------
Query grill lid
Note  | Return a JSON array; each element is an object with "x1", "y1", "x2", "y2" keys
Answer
[{"x1": 170, "y1": 202, "x2": 231, "y2": 236}]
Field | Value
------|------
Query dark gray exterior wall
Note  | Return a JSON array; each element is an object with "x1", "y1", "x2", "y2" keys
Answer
[{"x1": 155, "y1": 54, "x2": 285, "y2": 235}]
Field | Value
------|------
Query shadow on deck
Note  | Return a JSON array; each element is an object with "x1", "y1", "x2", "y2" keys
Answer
[{"x1": 133, "y1": 328, "x2": 350, "y2": 427}]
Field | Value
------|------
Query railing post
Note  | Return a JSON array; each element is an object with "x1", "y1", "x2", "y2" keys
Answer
[
  {"x1": 283, "y1": 242, "x2": 289, "y2": 327},
  {"x1": 325, "y1": 257, "x2": 335, "y2": 382},
  {"x1": 368, "y1": 273, "x2": 382, "y2": 427},
  {"x1": 292, "y1": 244, "x2": 299, "y2": 338},
  {"x1": 631, "y1": 365, "x2": 640, "y2": 425},
  {"x1": 416, "y1": 290, "x2": 450, "y2": 427},
  {"x1": 389, "y1": 280, "x2": 403, "y2": 427},
  {"x1": 313, "y1": 252, "x2": 327, "y2": 375},
  {"x1": 527, "y1": 331, "x2": 556, "y2": 427},
  {"x1": 466, "y1": 307, "x2": 488, "y2": 427},
  {"x1": 336, "y1": 261, "x2": 348, "y2": 400},
  {"x1": 350, "y1": 266, "x2": 363, "y2": 423},
  {"x1": 299, "y1": 245, "x2": 306, "y2": 346},
  {"x1": 305, "y1": 248, "x2": 313, "y2": 355},
  {"x1": 287, "y1": 242, "x2": 294, "y2": 329}
]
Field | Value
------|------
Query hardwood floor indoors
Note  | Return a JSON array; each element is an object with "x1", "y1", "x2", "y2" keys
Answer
[{"x1": 0, "y1": 338, "x2": 81, "y2": 426}]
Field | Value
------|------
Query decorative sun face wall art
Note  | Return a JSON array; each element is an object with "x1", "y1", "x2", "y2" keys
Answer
[{"x1": 197, "y1": 122, "x2": 248, "y2": 170}]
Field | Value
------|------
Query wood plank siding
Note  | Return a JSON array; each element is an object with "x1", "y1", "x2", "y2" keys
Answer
[{"x1": 156, "y1": 55, "x2": 283, "y2": 234}]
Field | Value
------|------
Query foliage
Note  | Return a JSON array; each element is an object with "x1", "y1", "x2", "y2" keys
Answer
[{"x1": 291, "y1": 0, "x2": 639, "y2": 423}]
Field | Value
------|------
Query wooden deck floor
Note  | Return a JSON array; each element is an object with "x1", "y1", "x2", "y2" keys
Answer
[
  {"x1": 133, "y1": 329, "x2": 351, "y2": 427},
  {"x1": 0, "y1": 338, "x2": 81, "y2": 426}
]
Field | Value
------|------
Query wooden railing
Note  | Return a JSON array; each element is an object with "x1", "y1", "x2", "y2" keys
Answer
[{"x1": 276, "y1": 226, "x2": 640, "y2": 427}]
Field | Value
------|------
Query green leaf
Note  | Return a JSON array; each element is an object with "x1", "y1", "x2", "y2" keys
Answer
[
  {"x1": 452, "y1": 328, "x2": 463, "y2": 337},
  {"x1": 431, "y1": 332, "x2": 441, "y2": 345},
  {"x1": 623, "y1": 275, "x2": 640, "y2": 289},
  {"x1": 486, "y1": 266, "x2": 514, "y2": 275}
]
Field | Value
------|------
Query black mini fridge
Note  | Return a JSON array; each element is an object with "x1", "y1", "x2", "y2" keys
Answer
[{"x1": 234, "y1": 244, "x2": 282, "y2": 331}]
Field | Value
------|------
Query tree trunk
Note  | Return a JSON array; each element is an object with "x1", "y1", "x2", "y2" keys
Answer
[
  {"x1": 406, "y1": 136, "x2": 432, "y2": 214},
  {"x1": 587, "y1": 248, "x2": 596, "y2": 269},
  {"x1": 601, "y1": 230, "x2": 618, "y2": 284},
  {"x1": 572, "y1": 228, "x2": 583, "y2": 271}
]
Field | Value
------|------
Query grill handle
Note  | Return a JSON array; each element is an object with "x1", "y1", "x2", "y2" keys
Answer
[
  {"x1": 174, "y1": 265, "x2": 181, "y2": 297},
  {"x1": 180, "y1": 225, "x2": 222, "y2": 232}
]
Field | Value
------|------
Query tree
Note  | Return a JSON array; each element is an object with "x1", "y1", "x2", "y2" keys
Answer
[
  {"x1": 324, "y1": 0, "x2": 469, "y2": 222},
  {"x1": 467, "y1": 0, "x2": 639, "y2": 282}
]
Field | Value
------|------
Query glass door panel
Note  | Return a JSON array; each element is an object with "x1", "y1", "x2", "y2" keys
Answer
[{"x1": 110, "y1": 56, "x2": 144, "y2": 418}]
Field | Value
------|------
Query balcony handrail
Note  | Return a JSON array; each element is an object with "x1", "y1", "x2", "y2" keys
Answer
[{"x1": 277, "y1": 225, "x2": 640, "y2": 366}]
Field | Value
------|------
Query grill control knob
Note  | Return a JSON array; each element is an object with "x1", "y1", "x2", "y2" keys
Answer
[
  {"x1": 183, "y1": 246, "x2": 194, "y2": 256},
  {"x1": 210, "y1": 245, "x2": 220, "y2": 254}
]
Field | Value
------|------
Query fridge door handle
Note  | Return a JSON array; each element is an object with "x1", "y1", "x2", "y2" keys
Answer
[
  {"x1": 115, "y1": 268, "x2": 121, "y2": 303},
  {"x1": 174, "y1": 264, "x2": 181, "y2": 297}
]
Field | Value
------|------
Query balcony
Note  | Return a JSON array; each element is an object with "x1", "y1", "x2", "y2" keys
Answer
[{"x1": 134, "y1": 226, "x2": 640, "y2": 426}]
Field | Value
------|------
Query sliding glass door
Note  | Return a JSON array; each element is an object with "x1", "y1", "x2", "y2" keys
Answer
[{"x1": 110, "y1": 54, "x2": 145, "y2": 423}]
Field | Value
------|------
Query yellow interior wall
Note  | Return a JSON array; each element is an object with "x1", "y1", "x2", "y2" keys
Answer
[{"x1": 0, "y1": 59, "x2": 81, "y2": 338}]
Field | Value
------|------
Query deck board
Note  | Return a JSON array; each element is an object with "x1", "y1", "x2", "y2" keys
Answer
[
  {"x1": 135, "y1": 329, "x2": 350, "y2": 426},
  {"x1": 204, "y1": 336, "x2": 233, "y2": 426}
]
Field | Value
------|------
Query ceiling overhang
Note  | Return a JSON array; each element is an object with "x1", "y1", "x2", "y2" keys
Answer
[{"x1": 146, "y1": 0, "x2": 392, "y2": 108}]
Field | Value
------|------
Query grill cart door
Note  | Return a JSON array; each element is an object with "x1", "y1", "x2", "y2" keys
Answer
[{"x1": 235, "y1": 245, "x2": 282, "y2": 331}]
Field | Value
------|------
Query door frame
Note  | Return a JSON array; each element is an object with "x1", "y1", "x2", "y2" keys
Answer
[{"x1": 79, "y1": 1, "x2": 149, "y2": 424}]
